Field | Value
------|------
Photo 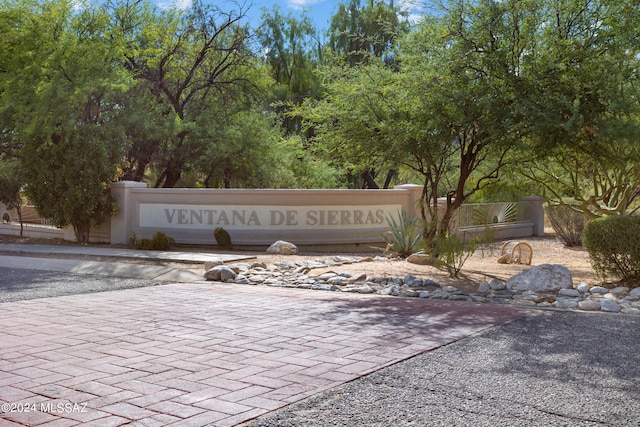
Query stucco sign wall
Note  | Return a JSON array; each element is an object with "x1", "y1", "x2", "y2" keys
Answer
[
  {"x1": 108, "y1": 182, "x2": 424, "y2": 246},
  {"x1": 106, "y1": 182, "x2": 543, "y2": 247}
]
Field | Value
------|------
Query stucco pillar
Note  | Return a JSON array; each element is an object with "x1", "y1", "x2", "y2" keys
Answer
[
  {"x1": 111, "y1": 181, "x2": 147, "y2": 244},
  {"x1": 394, "y1": 184, "x2": 423, "y2": 219},
  {"x1": 522, "y1": 196, "x2": 546, "y2": 236}
]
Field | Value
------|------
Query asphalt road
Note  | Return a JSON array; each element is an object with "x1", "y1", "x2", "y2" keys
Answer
[{"x1": 0, "y1": 267, "x2": 163, "y2": 303}]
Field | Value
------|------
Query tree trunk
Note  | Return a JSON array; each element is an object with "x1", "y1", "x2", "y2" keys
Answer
[
  {"x1": 438, "y1": 198, "x2": 457, "y2": 238},
  {"x1": 420, "y1": 181, "x2": 438, "y2": 248},
  {"x1": 383, "y1": 169, "x2": 397, "y2": 189},
  {"x1": 361, "y1": 170, "x2": 379, "y2": 189},
  {"x1": 17, "y1": 206, "x2": 23, "y2": 238},
  {"x1": 72, "y1": 221, "x2": 90, "y2": 244},
  {"x1": 162, "y1": 168, "x2": 181, "y2": 188},
  {"x1": 161, "y1": 158, "x2": 183, "y2": 188},
  {"x1": 223, "y1": 168, "x2": 232, "y2": 188},
  {"x1": 133, "y1": 161, "x2": 148, "y2": 182},
  {"x1": 203, "y1": 170, "x2": 214, "y2": 188}
]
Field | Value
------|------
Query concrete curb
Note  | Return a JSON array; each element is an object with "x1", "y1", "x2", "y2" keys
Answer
[
  {"x1": 0, "y1": 243, "x2": 254, "y2": 263},
  {"x1": 0, "y1": 255, "x2": 204, "y2": 282}
]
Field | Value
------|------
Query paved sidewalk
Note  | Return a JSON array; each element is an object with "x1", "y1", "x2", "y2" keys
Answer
[
  {"x1": 0, "y1": 283, "x2": 525, "y2": 426},
  {"x1": 0, "y1": 243, "x2": 254, "y2": 263},
  {"x1": 0, "y1": 243, "x2": 253, "y2": 283},
  {"x1": 0, "y1": 256, "x2": 204, "y2": 283}
]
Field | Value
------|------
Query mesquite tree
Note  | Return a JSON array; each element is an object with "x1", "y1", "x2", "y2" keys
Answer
[{"x1": 0, "y1": 0, "x2": 125, "y2": 242}]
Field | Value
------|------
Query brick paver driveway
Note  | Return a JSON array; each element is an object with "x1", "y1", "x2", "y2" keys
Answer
[{"x1": 0, "y1": 283, "x2": 525, "y2": 426}]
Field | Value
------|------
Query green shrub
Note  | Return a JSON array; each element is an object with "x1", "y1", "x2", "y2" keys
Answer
[
  {"x1": 214, "y1": 227, "x2": 233, "y2": 249},
  {"x1": 582, "y1": 215, "x2": 640, "y2": 285},
  {"x1": 433, "y1": 232, "x2": 479, "y2": 278},
  {"x1": 546, "y1": 204, "x2": 587, "y2": 247},
  {"x1": 381, "y1": 210, "x2": 423, "y2": 257},
  {"x1": 135, "y1": 238, "x2": 154, "y2": 250},
  {"x1": 130, "y1": 231, "x2": 176, "y2": 251}
]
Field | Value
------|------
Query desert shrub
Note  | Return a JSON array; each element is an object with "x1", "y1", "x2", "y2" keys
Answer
[
  {"x1": 214, "y1": 227, "x2": 233, "y2": 249},
  {"x1": 130, "y1": 231, "x2": 176, "y2": 251},
  {"x1": 135, "y1": 238, "x2": 154, "y2": 250},
  {"x1": 148, "y1": 232, "x2": 175, "y2": 250},
  {"x1": 472, "y1": 226, "x2": 498, "y2": 258},
  {"x1": 546, "y1": 204, "x2": 587, "y2": 247},
  {"x1": 433, "y1": 232, "x2": 480, "y2": 278},
  {"x1": 582, "y1": 215, "x2": 640, "y2": 285},
  {"x1": 381, "y1": 210, "x2": 423, "y2": 257}
]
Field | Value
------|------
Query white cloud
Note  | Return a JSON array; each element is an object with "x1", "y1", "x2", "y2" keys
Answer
[
  {"x1": 286, "y1": 0, "x2": 326, "y2": 11},
  {"x1": 175, "y1": 0, "x2": 192, "y2": 9},
  {"x1": 397, "y1": 0, "x2": 425, "y2": 18},
  {"x1": 405, "y1": 13, "x2": 423, "y2": 24},
  {"x1": 157, "y1": 0, "x2": 192, "y2": 10},
  {"x1": 71, "y1": 0, "x2": 87, "y2": 11}
]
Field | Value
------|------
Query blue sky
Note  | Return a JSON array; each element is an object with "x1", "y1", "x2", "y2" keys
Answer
[
  {"x1": 155, "y1": 0, "x2": 345, "y2": 32},
  {"x1": 246, "y1": 0, "x2": 343, "y2": 33},
  {"x1": 156, "y1": 0, "x2": 423, "y2": 34}
]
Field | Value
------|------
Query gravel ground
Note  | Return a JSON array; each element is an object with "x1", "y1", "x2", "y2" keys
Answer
[
  {"x1": 243, "y1": 311, "x2": 640, "y2": 427},
  {"x1": 0, "y1": 267, "x2": 163, "y2": 303}
]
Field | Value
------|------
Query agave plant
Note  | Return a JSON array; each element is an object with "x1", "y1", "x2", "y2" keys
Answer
[{"x1": 381, "y1": 210, "x2": 423, "y2": 257}]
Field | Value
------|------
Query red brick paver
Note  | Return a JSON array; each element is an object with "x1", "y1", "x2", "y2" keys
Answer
[{"x1": 0, "y1": 283, "x2": 525, "y2": 426}]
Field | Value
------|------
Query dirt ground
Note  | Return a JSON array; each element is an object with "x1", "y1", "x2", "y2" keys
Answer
[{"x1": 0, "y1": 233, "x2": 600, "y2": 291}]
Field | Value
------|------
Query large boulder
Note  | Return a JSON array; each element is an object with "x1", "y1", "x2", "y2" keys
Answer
[
  {"x1": 406, "y1": 253, "x2": 438, "y2": 266},
  {"x1": 266, "y1": 240, "x2": 298, "y2": 255},
  {"x1": 204, "y1": 266, "x2": 237, "y2": 282},
  {"x1": 204, "y1": 267, "x2": 222, "y2": 281},
  {"x1": 204, "y1": 259, "x2": 224, "y2": 271},
  {"x1": 506, "y1": 264, "x2": 572, "y2": 292}
]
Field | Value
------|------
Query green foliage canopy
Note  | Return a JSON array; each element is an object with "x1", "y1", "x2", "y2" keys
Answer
[
  {"x1": 300, "y1": 0, "x2": 640, "y2": 242},
  {"x1": 110, "y1": 0, "x2": 265, "y2": 188},
  {"x1": 328, "y1": 0, "x2": 409, "y2": 66},
  {"x1": 511, "y1": 0, "x2": 640, "y2": 217},
  {"x1": 1, "y1": 0, "x2": 127, "y2": 242},
  {"x1": 301, "y1": 0, "x2": 535, "y2": 243}
]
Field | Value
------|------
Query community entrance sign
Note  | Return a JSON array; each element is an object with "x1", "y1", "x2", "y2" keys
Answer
[
  {"x1": 107, "y1": 181, "x2": 544, "y2": 248},
  {"x1": 111, "y1": 182, "x2": 422, "y2": 247}
]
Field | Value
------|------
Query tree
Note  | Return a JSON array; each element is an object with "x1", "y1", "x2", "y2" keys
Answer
[
  {"x1": 306, "y1": 0, "x2": 640, "y2": 244},
  {"x1": 195, "y1": 107, "x2": 280, "y2": 188},
  {"x1": 401, "y1": 0, "x2": 546, "y2": 240},
  {"x1": 0, "y1": 0, "x2": 127, "y2": 243},
  {"x1": 256, "y1": 6, "x2": 321, "y2": 98},
  {"x1": 519, "y1": 137, "x2": 640, "y2": 218},
  {"x1": 325, "y1": 0, "x2": 410, "y2": 188},
  {"x1": 509, "y1": 0, "x2": 640, "y2": 217},
  {"x1": 256, "y1": 6, "x2": 322, "y2": 135},
  {"x1": 303, "y1": 0, "x2": 537, "y2": 244},
  {"x1": 0, "y1": 161, "x2": 24, "y2": 237},
  {"x1": 112, "y1": 0, "x2": 262, "y2": 188},
  {"x1": 328, "y1": 0, "x2": 409, "y2": 66},
  {"x1": 297, "y1": 62, "x2": 401, "y2": 186}
]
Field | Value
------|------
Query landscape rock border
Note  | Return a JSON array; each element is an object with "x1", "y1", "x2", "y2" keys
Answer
[{"x1": 204, "y1": 257, "x2": 640, "y2": 316}]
